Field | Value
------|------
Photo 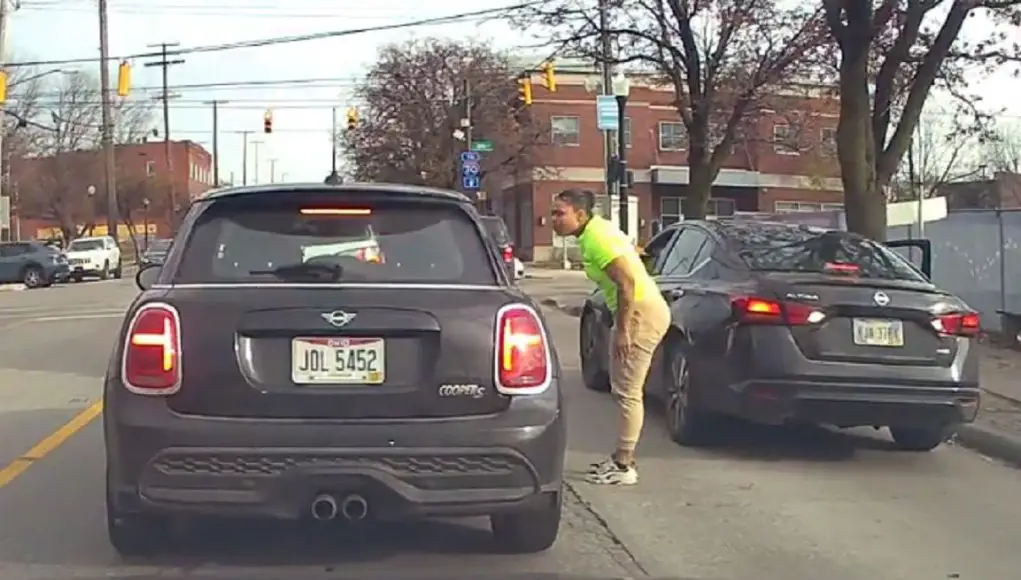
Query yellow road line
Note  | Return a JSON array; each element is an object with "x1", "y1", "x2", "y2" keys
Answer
[{"x1": 0, "y1": 401, "x2": 103, "y2": 488}]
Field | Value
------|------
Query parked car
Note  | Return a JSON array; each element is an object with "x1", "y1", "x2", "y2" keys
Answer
[
  {"x1": 139, "y1": 238, "x2": 173, "y2": 267},
  {"x1": 65, "y1": 235, "x2": 122, "y2": 281},
  {"x1": 579, "y1": 218, "x2": 980, "y2": 452},
  {"x1": 479, "y1": 215, "x2": 522, "y2": 279},
  {"x1": 104, "y1": 183, "x2": 565, "y2": 556},
  {"x1": 0, "y1": 241, "x2": 69, "y2": 288}
]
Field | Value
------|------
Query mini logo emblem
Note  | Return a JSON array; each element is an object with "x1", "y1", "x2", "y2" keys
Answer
[
  {"x1": 873, "y1": 291, "x2": 890, "y2": 306},
  {"x1": 321, "y1": 310, "x2": 356, "y2": 328},
  {"x1": 438, "y1": 383, "x2": 486, "y2": 398}
]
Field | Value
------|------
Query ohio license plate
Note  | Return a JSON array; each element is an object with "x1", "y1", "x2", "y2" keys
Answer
[
  {"x1": 291, "y1": 337, "x2": 385, "y2": 385},
  {"x1": 852, "y1": 318, "x2": 904, "y2": 347}
]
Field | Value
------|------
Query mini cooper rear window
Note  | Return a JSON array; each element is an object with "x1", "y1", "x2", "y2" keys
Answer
[{"x1": 173, "y1": 197, "x2": 498, "y2": 285}]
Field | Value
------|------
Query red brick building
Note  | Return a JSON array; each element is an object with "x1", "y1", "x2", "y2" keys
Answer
[
  {"x1": 492, "y1": 69, "x2": 845, "y2": 261},
  {"x1": 10, "y1": 140, "x2": 214, "y2": 240}
]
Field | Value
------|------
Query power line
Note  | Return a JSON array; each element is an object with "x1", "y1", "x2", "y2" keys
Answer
[{"x1": 4, "y1": 2, "x2": 537, "y2": 68}]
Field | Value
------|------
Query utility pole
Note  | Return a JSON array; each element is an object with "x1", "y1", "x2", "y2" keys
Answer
[
  {"x1": 145, "y1": 42, "x2": 184, "y2": 224},
  {"x1": 252, "y1": 140, "x2": 263, "y2": 184},
  {"x1": 237, "y1": 130, "x2": 252, "y2": 185},
  {"x1": 598, "y1": 0, "x2": 617, "y2": 220},
  {"x1": 269, "y1": 158, "x2": 277, "y2": 183},
  {"x1": 0, "y1": 0, "x2": 10, "y2": 241},
  {"x1": 331, "y1": 106, "x2": 338, "y2": 177},
  {"x1": 98, "y1": 0, "x2": 120, "y2": 242},
  {"x1": 203, "y1": 99, "x2": 227, "y2": 186}
]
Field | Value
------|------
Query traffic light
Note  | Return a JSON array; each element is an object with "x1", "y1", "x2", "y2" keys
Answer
[
  {"x1": 518, "y1": 77, "x2": 532, "y2": 105},
  {"x1": 0, "y1": 70, "x2": 7, "y2": 104},
  {"x1": 116, "y1": 61, "x2": 131, "y2": 97},
  {"x1": 346, "y1": 107, "x2": 358, "y2": 131},
  {"x1": 542, "y1": 62, "x2": 556, "y2": 92},
  {"x1": 263, "y1": 109, "x2": 272, "y2": 133}
]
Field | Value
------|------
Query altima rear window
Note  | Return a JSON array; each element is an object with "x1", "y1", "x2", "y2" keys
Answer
[
  {"x1": 735, "y1": 226, "x2": 927, "y2": 281},
  {"x1": 173, "y1": 197, "x2": 498, "y2": 285}
]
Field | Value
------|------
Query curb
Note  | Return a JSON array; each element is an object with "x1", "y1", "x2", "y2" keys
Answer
[
  {"x1": 0, "y1": 284, "x2": 26, "y2": 292},
  {"x1": 955, "y1": 423, "x2": 1021, "y2": 468}
]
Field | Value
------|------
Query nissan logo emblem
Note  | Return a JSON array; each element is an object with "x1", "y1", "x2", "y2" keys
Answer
[{"x1": 873, "y1": 291, "x2": 890, "y2": 306}]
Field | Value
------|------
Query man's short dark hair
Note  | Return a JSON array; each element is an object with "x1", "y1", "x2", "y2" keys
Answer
[{"x1": 555, "y1": 188, "x2": 596, "y2": 215}]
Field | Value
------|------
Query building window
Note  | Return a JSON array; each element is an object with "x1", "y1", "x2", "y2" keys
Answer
[
  {"x1": 774, "y1": 200, "x2": 844, "y2": 213},
  {"x1": 773, "y1": 123, "x2": 799, "y2": 155},
  {"x1": 659, "y1": 196, "x2": 736, "y2": 225},
  {"x1": 658, "y1": 121, "x2": 685, "y2": 151},
  {"x1": 821, "y1": 127, "x2": 837, "y2": 154},
  {"x1": 145, "y1": 161, "x2": 156, "y2": 176},
  {"x1": 622, "y1": 117, "x2": 631, "y2": 148},
  {"x1": 550, "y1": 115, "x2": 580, "y2": 146}
]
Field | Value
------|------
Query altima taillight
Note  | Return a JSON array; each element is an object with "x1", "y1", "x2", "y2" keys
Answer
[
  {"x1": 122, "y1": 303, "x2": 182, "y2": 395},
  {"x1": 502, "y1": 245, "x2": 513, "y2": 263},
  {"x1": 495, "y1": 304, "x2": 550, "y2": 395},
  {"x1": 732, "y1": 296, "x2": 826, "y2": 325},
  {"x1": 932, "y1": 312, "x2": 980, "y2": 337}
]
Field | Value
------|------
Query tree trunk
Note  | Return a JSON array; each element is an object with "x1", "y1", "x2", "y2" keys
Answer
[
  {"x1": 683, "y1": 158, "x2": 713, "y2": 220},
  {"x1": 837, "y1": 39, "x2": 887, "y2": 241}
]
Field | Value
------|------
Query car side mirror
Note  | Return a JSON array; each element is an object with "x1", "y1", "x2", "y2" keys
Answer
[{"x1": 135, "y1": 263, "x2": 160, "y2": 291}]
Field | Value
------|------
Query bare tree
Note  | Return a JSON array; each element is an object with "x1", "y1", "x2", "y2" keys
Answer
[
  {"x1": 510, "y1": 0, "x2": 829, "y2": 218},
  {"x1": 984, "y1": 122, "x2": 1021, "y2": 174},
  {"x1": 340, "y1": 39, "x2": 547, "y2": 189},
  {"x1": 12, "y1": 71, "x2": 156, "y2": 241},
  {"x1": 821, "y1": 0, "x2": 1021, "y2": 240},
  {"x1": 889, "y1": 106, "x2": 983, "y2": 201}
]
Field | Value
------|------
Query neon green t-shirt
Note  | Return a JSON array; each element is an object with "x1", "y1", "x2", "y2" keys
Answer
[{"x1": 576, "y1": 216, "x2": 656, "y2": 312}]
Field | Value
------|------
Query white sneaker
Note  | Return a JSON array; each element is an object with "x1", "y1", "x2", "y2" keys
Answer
[{"x1": 585, "y1": 460, "x2": 638, "y2": 485}]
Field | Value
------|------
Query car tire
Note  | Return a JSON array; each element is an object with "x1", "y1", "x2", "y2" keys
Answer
[
  {"x1": 664, "y1": 342, "x2": 714, "y2": 446},
  {"x1": 100, "y1": 261, "x2": 110, "y2": 280},
  {"x1": 113, "y1": 260, "x2": 122, "y2": 279},
  {"x1": 580, "y1": 310, "x2": 611, "y2": 392},
  {"x1": 21, "y1": 265, "x2": 44, "y2": 289},
  {"x1": 106, "y1": 496, "x2": 167, "y2": 556},
  {"x1": 490, "y1": 490, "x2": 561, "y2": 553},
  {"x1": 889, "y1": 425, "x2": 950, "y2": 451}
]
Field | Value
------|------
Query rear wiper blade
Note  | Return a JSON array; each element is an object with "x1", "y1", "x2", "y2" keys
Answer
[{"x1": 249, "y1": 262, "x2": 343, "y2": 281}]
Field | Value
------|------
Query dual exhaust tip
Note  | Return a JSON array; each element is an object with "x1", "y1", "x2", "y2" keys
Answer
[{"x1": 310, "y1": 493, "x2": 368, "y2": 522}]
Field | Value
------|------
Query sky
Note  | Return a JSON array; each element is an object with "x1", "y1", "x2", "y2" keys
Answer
[
  {"x1": 7, "y1": 0, "x2": 532, "y2": 184},
  {"x1": 6, "y1": 1, "x2": 1021, "y2": 186}
]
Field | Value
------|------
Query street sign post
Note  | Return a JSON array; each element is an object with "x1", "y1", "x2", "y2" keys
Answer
[
  {"x1": 596, "y1": 95, "x2": 619, "y2": 131},
  {"x1": 460, "y1": 151, "x2": 481, "y2": 191}
]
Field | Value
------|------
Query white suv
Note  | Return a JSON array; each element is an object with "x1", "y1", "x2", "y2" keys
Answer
[{"x1": 65, "y1": 236, "x2": 122, "y2": 281}]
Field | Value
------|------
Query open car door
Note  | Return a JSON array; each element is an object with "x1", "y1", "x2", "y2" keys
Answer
[{"x1": 886, "y1": 238, "x2": 932, "y2": 278}]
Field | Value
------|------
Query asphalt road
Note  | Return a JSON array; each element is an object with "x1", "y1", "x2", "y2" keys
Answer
[{"x1": 1, "y1": 277, "x2": 1021, "y2": 580}]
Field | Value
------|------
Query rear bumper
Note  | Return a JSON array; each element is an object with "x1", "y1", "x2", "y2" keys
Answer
[
  {"x1": 104, "y1": 386, "x2": 566, "y2": 521},
  {"x1": 713, "y1": 378, "x2": 981, "y2": 428}
]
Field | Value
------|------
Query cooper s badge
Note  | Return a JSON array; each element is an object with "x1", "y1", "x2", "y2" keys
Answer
[{"x1": 438, "y1": 383, "x2": 486, "y2": 398}]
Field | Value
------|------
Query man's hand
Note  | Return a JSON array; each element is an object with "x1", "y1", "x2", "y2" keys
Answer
[{"x1": 614, "y1": 328, "x2": 631, "y2": 361}]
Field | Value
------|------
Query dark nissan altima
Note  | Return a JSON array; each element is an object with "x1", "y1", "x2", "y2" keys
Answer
[
  {"x1": 580, "y1": 219, "x2": 981, "y2": 452},
  {"x1": 104, "y1": 183, "x2": 565, "y2": 556}
]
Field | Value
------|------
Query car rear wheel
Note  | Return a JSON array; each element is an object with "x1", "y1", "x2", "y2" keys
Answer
[
  {"x1": 889, "y1": 425, "x2": 950, "y2": 451},
  {"x1": 106, "y1": 486, "x2": 168, "y2": 556},
  {"x1": 580, "y1": 311, "x2": 610, "y2": 392},
  {"x1": 100, "y1": 261, "x2": 110, "y2": 280},
  {"x1": 665, "y1": 343, "x2": 714, "y2": 446},
  {"x1": 490, "y1": 490, "x2": 561, "y2": 553},
  {"x1": 113, "y1": 260, "x2": 122, "y2": 279}
]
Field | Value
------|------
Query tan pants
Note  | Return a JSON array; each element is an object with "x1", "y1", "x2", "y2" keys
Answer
[{"x1": 610, "y1": 294, "x2": 671, "y2": 454}]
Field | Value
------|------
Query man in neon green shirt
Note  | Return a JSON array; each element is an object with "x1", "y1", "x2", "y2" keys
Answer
[{"x1": 551, "y1": 189, "x2": 670, "y2": 485}]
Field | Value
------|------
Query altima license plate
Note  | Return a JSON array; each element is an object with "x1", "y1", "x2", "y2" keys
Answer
[
  {"x1": 291, "y1": 337, "x2": 385, "y2": 385},
  {"x1": 852, "y1": 318, "x2": 904, "y2": 347}
]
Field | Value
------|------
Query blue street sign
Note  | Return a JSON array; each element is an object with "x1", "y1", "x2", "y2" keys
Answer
[
  {"x1": 460, "y1": 151, "x2": 482, "y2": 190},
  {"x1": 460, "y1": 151, "x2": 481, "y2": 163},
  {"x1": 596, "y1": 95, "x2": 619, "y2": 131},
  {"x1": 462, "y1": 175, "x2": 480, "y2": 190},
  {"x1": 462, "y1": 162, "x2": 480, "y2": 175}
]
